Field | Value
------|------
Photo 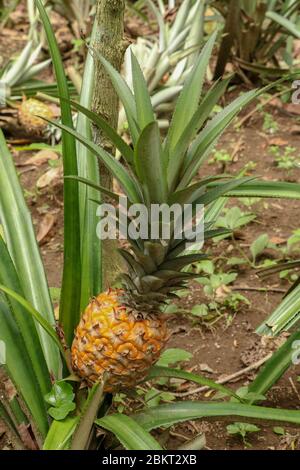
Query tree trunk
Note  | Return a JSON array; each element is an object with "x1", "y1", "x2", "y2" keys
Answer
[{"x1": 92, "y1": 0, "x2": 127, "y2": 289}]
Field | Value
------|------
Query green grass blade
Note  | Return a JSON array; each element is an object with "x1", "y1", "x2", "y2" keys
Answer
[
  {"x1": 65, "y1": 176, "x2": 120, "y2": 201},
  {"x1": 96, "y1": 414, "x2": 163, "y2": 450},
  {"x1": 0, "y1": 130, "x2": 60, "y2": 376},
  {"x1": 36, "y1": 0, "x2": 81, "y2": 346},
  {"x1": 133, "y1": 401, "x2": 300, "y2": 431}
]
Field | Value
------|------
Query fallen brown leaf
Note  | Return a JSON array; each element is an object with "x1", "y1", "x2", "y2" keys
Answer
[
  {"x1": 19, "y1": 149, "x2": 59, "y2": 167},
  {"x1": 36, "y1": 166, "x2": 63, "y2": 189},
  {"x1": 37, "y1": 213, "x2": 56, "y2": 244}
]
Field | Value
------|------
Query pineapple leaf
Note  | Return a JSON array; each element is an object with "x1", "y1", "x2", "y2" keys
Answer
[
  {"x1": 133, "y1": 402, "x2": 300, "y2": 431},
  {"x1": 0, "y1": 129, "x2": 60, "y2": 375},
  {"x1": 194, "y1": 177, "x2": 256, "y2": 206},
  {"x1": 165, "y1": 31, "x2": 217, "y2": 158},
  {"x1": 0, "y1": 298, "x2": 49, "y2": 439},
  {"x1": 146, "y1": 366, "x2": 241, "y2": 400},
  {"x1": 167, "y1": 76, "x2": 232, "y2": 189},
  {"x1": 65, "y1": 176, "x2": 120, "y2": 201},
  {"x1": 0, "y1": 284, "x2": 66, "y2": 358},
  {"x1": 92, "y1": 51, "x2": 140, "y2": 144},
  {"x1": 36, "y1": 0, "x2": 81, "y2": 347},
  {"x1": 41, "y1": 118, "x2": 143, "y2": 204},
  {"x1": 134, "y1": 121, "x2": 167, "y2": 204},
  {"x1": 131, "y1": 51, "x2": 155, "y2": 129},
  {"x1": 179, "y1": 89, "x2": 259, "y2": 189},
  {"x1": 159, "y1": 254, "x2": 209, "y2": 271},
  {"x1": 0, "y1": 238, "x2": 51, "y2": 398},
  {"x1": 67, "y1": 99, "x2": 134, "y2": 165},
  {"x1": 96, "y1": 414, "x2": 163, "y2": 450}
]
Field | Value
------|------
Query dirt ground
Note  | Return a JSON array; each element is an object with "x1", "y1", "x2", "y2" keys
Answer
[{"x1": 1, "y1": 2, "x2": 300, "y2": 451}]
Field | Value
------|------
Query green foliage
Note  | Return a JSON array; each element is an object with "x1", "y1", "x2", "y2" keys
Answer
[
  {"x1": 45, "y1": 381, "x2": 76, "y2": 420},
  {"x1": 226, "y1": 422, "x2": 260, "y2": 446}
]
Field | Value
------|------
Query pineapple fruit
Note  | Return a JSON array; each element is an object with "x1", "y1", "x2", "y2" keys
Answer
[
  {"x1": 68, "y1": 33, "x2": 258, "y2": 392},
  {"x1": 72, "y1": 289, "x2": 168, "y2": 392},
  {"x1": 18, "y1": 98, "x2": 54, "y2": 136}
]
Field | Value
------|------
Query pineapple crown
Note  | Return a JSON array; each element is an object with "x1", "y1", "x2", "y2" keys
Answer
[{"x1": 46, "y1": 32, "x2": 262, "y2": 303}]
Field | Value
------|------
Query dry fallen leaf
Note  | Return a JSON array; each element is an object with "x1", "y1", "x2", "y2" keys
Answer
[
  {"x1": 269, "y1": 137, "x2": 288, "y2": 147},
  {"x1": 37, "y1": 213, "x2": 56, "y2": 244},
  {"x1": 284, "y1": 103, "x2": 300, "y2": 116},
  {"x1": 36, "y1": 166, "x2": 63, "y2": 189},
  {"x1": 269, "y1": 236, "x2": 287, "y2": 245},
  {"x1": 20, "y1": 149, "x2": 59, "y2": 167}
]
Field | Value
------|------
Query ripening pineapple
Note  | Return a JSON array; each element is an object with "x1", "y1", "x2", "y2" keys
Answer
[
  {"x1": 69, "y1": 32, "x2": 259, "y2": 392},
  {"x1": 18, "y1": 98, "x2": 54, "y2": 135}
]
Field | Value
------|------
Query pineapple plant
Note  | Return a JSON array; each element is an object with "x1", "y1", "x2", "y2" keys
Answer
[
  {"x1": 0, "y1": 40, "x2": 50, "y2": 101},
  {"x1": 51, "y1": 32, "x2": 268, "y2": 393}
]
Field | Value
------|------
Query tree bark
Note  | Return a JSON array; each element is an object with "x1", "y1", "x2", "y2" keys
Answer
[{"x1": 92, "y1": 0, "x2": 127, "y2": 289}]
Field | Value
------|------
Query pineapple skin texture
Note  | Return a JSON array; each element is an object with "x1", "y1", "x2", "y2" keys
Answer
[
  {"x1": 18, "y1": 99, "x2": 53, "y2": 135},
  {"x1": 71, "y1": 289, "x2": 167, "y2": 392}
]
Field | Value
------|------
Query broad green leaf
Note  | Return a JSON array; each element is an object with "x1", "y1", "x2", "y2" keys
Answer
[
  {"x1": 133, "y1": 401, "x2": 300, "y2": 431},
  {"x1": 131, "y1": 51, "x2": 155, "y2": 129},
  {"x1": 250, "y1": 234, "x2": 269, "y2": 264},
  {"x1": 43, "y1": 416, "x2": 79, "y2": 450},
  {"x1": 156, "y1": 349, "x2": 192, "y2": 366},
  {"x1": 96, "y1": 414, "x2": 163, "y2": 450},
  {"x1": 75, "y1": 19, "x2": 101, "y2": 308},
  {"x1": 194, "y1": 178, "x2": 255, "y2": 207},
  {"x1": 134, "y1": 121, "x2": 167, "y2": 204},
  {"x1": 0, "y1": 129, "x2": 59, "y2": 376},
  {"x1": 36, "y1": 0, "x2": 81, "y2": 347}
]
